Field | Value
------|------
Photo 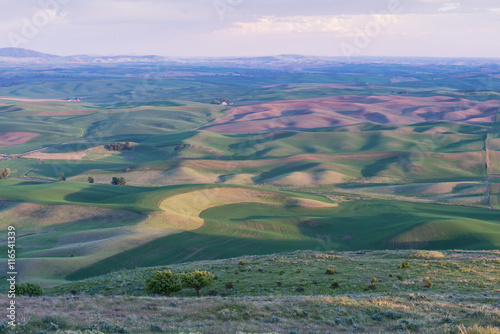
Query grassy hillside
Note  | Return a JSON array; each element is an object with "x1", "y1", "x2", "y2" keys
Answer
[
  {"x1": 5, "y1": 250, "x2": 495, "y2": 333},
  {"x1": 2, "y1": 60, "x2": 500, "y2": 307},
  {"x1": 66, "y1": 199, "x2": 500, "y2": 281}
]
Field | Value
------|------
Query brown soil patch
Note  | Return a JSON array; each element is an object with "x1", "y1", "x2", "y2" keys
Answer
[
  {"x1": 202, "y1": 95, "x2": 500, "y2": 133},
  {"x1": 0, "y1": 132, "x2": 39, "y2": 148},
  {"x1": 23, "y1": 145, "x2": 111, "y2": 160},
  {"x1": 0, "y1": 97, "x2": 62, "y2": 102}
]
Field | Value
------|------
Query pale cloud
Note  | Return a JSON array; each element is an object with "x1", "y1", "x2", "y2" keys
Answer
[
  {"x1": 218, "y1": 14, "x2": 399, "y2": 37},
  {"x1": 0, "y1": 0, "x2": 498, "y2": 58},
  {"x1": 416, "y1": 0, "x2": 453, "y2": 3},
  {"x1": 438, "y1": 3, "x2": 460, "y2": 11}
]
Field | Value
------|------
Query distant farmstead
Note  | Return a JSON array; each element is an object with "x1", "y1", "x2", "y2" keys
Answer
[{"x1": 66, "y1": 96, "x2": 81, "y2": 102}]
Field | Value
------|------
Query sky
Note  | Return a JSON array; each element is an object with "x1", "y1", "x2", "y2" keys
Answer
[{"x1": 0, "y1": 0, "x2": 499, "y2": 58}]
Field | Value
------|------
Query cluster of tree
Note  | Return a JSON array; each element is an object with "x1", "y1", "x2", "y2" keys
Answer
[
  {"x1": 210, "y1": 97, "x2": 230, "y2": 105},
  {"x1": 174, "y1": 144, "x2": 187, "y2": 151},
  {"x1": 15, "y1": 282, "x2": 45, "y2": 297},
  {"x1": 0, "y1": 168, "x2": 11, "y2": 179},
  {"x1": 145, "y1": 270, "x2": 214, "y2": 297},
  {"x1": 105, "y1": 142, "x2": 132, "y2": 152},
  {"x1": 111, "y1": 177, "x2": 126, "y2": 186}
]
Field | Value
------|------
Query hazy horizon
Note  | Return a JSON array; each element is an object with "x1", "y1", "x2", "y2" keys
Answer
[{"x1": 0, "y1": 0, "x2": 499, "y2": 58}]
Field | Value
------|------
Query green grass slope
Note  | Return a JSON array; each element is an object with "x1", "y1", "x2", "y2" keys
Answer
[{"x1": 67, "y1": 199, "x2": 500, "y2": 281}]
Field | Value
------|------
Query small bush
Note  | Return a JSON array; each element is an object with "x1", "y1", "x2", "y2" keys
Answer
[
  {"x1": 149, "y1": 324, "x2": 163, "y2": 332},
  {"x1": 98, "y1": 321, "x2": 129, "y2": 333},
  {"x1": 331, "y1": 280, "x2": 340, "y2": 289},
  {"x1": 402, "y1": 261, "x2": 410, "y2": 268},
  {"x1": 367, "y1": 283, "x2": 377, "y2": 290},
  {"x1": 268, "y1": 316, "x2": 281, "y2": 324},
  {"x1": 389, "y1": 273, "x2": 393, "y2": 277},
  {"x1": 276, "y1": 282, "x2": 282, "y2": 287},
  {"x1": 225, "y1": 282, "x2": 234, "y2": 289},
  {"x1": 425, "y1": 280, "x2": 433, "y2": 288},
  {"x1": 16, "y1": 282, "x2": 45, "y2": 297},
  {"x1": 370, "y1": 277, "x2": 377, "y2": 284},
  {"x1": 46, "y1": 322, "x2": 59, "y2": 331},
  {"x1": 35, "y1": 315, "x2": 68, "y2": 331},
  {"x1": 397, "y1": 274, "x2": 403, "y2": 281},
  {"x1": 145, "y1": 270, "x2": 182, "y2": 297},
  {"x1": 295, "y1": 285, "x2": 305, "y2": 292},
  {"x1": 258, "y1": 268, "x2": 263, "y2": 272},
  {"x1": 384, "y1": 311, "x2": 403, "y2": 319},
  {"x1": 238, "y1": 260, "x2": 245, "y2": 266},
  {"x1": 325, "y1": 268, "x2": 336, "y2": 275},
  {"x1": 181, "y1": 270, "x2": 215, "y2": 297}
]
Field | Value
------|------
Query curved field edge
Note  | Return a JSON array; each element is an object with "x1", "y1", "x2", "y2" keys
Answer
[
  {"x1": 0, "y1": 181, "x2": 333, "y2": 286},
  {"x1": 66, "y1": 199, "x2": 500, "y2": 281},
  {"x1": 0, "y1": 179, "x2": 332, "y2": 211}
]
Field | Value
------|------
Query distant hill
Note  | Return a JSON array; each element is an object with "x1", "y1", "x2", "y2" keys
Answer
[{"x1": 0, "y1": 47, "x2": 59, "y2": 58}]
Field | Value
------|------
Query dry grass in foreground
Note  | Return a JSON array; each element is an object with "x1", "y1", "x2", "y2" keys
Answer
[{"x1": 1, "y1": 293, "x2": 499, "y2": 333}]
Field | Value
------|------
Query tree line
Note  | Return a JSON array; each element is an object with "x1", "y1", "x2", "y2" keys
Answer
[{"x1": 105, "y1": 142, "x2": 132, "y2": 151}]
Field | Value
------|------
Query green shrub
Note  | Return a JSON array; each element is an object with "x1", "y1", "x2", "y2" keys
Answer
[
  {"x1": 0, "y1": 168, "x2": 10, "y2": 179},
  {"x1": 384, "y1": 311, "x2": 403, "y2": 319},
  {"x1": 145, "y1": 270, "x2": 182, "y2": 297},
  {"x1": 325, "y1": 268, "x2": 336, "y2": 275},
  {"x1": 16, "y1": 282, "x2": 45, "y2": 297},
  {"x1": 402, "y1": 261, "x2": 410, "y2": 268},
  {"x1": 34, "y1": 315, "x2": 68, "y2": 331},
  {"x1": 181, "y1": 270, "x2": 215, "y2": 297},
  {"x1": 397, "y1": 274, "x2": 403, "y2": 281},
  {"x1": 238, "y1": 260, "x2": 245, "y2": 266},
  {"x1": 225, "y1": 282, "x2": 234, "y2": 289},
  {"x1": 149, "y1": 324, "x2": 163, "y2": 332},
  {"x1": 389, "y1": 273, "x2": 393, "y2": 277},
  {"x1": 295, "y1": 285, "x2": 305, "y2": 292},
  {"x1": 425, "y1": 280, "x2": 433, "y2": 288},
  {"x1": 370, "y1": 277, "x2": 377, "y2": 284},
  {"x1": 331, "y1": 281, "x2": 340, "y2": 289}
]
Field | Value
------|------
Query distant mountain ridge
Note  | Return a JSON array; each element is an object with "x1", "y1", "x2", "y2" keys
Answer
[
  {"x1": 0, "y1": 47, "x2": 497, "y2": 68},
  {"x1": 0, "y1": 47, "x2": 59, "y2": 58}
]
